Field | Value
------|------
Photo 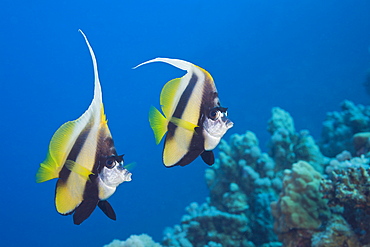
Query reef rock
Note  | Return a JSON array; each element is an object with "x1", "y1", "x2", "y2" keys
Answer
[
  {"x1": 321, "y1": 154, "x2": 370, "y2": 245},
  {"x1": 311, "y1": 214, "x2": 360, "y2": 247},
  {"x1": 353, "y1": 132, "x2": 370, "y2": 155},
  {"x1": 271, "y1": 161, "x2": 331, "y2": 246}
]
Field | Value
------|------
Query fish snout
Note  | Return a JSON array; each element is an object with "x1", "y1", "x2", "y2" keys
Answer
[
  {"x1": 117, "y1": 162, "x2": 125, "y2": 170},
  {"x1": 222, "y1": 116, "x2": 234, "y2": 129}
]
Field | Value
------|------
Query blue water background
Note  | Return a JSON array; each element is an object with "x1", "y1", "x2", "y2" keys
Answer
[{"x1": 1, "y1": 0, "x2": 369, "y2": 246}]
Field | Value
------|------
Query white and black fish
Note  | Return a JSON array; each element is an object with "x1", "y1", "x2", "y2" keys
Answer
[
  {"x1": 36, "y1": 30, "x2": 132, "y2": 225},
  {"x1": 135, "y1": 58, "x2": 233, "y2": 167}
]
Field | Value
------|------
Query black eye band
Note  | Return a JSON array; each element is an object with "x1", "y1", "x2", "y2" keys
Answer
[
  {"x1": 115, "y1": 154, "x2": 125, "y2": 163},
  {"x1": 217, "y1": 106, "x2": 228, "y2": 113},
  {"x1": 104, "y1": 154, "x2": 125, "y2": 169}
]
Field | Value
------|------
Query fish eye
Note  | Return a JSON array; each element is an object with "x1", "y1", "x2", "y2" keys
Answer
[
  {"x1": 209, "y1": 108, "x2": 221, "y2": 120},
  {"x1": 105, "y1": 157, "x2": 116, "y2": 168}
]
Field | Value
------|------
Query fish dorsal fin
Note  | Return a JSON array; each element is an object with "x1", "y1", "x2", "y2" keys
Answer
[
  {"x1": 36, "y1": 30, "x2": 104, "y2": 183},
  {"x1": 65, "y1": 160, "x2": 94, "y2": 181},
  {"x1": 133, "y1": 57, "x2": 193, "y2": 71},
  {"x1": 78, "y1": 29, "x2": 102, "y2": 109},
  {"x1": 149, "y1": 106, "x2": 168, "y2": 144},
  {"x1": 78, "y1": 29, "x2": 106, "y2": 127},
  {"x1": 134, "y1": 57, "x2": 211, "y2": 86},
  {"x1": 160, "y1": 78, "x2": 182, "y2": 118}
]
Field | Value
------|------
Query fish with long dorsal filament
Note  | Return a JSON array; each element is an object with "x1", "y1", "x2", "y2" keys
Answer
[
  {"x1": 135, "y1": 58, "x2": 233, "y2": 167},
  {"x1": 36, "y1": 30, "x2": 132, "y2": 225}
]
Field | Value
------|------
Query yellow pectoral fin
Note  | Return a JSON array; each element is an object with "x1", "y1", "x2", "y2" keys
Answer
[
  {"x1": 124, "y1": 162, "x2": 137, "y2": 171},
  {"x1": 149, "y1": 106, "x2": 168, "y2": 144},
  {"x1": 65, "y1": 160, "x2": 94, "y2": 181},
  {"x1": 170, "y1": 117, "x2": 198, "y2": 132}
]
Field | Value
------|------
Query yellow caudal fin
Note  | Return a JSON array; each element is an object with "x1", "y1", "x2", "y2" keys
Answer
[
  {"x1": 36, "y1": 121, "x2": 77, "y2": 183},
  {"x1": 149, "y1": 106, "x2": 168, "y2": 144},
  {"x1": 36, "y1": 159, "x2": 59, "y2": 183},
  {"x1": 170, "y1": 117, "x2": 198, "y2": 132},
  {"x1": 65, "y1": 160, "x2": 94, "y2": 181}
]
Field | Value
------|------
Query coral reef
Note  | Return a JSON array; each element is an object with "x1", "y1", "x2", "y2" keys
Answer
[
  {"x1": 103, "y1": 234, "x2": 162, "y2": 247},
  {"x1": 105, "y1": 102, "x2": 370, "y2": 247},
  {"x1": 320, "y1": 100, "x2": 370, "y2": 157},
  {"x1": 161, "y1": 107, "x2": 326, "y2": 247},
  {"x1": 321, "y1": 154, "x2": 370, "y2": 246},
  {"x1": 310, "y1": 214, "x2": 360, "y2": 247},
  {"x1": 268, "y1": 107, "x2": 325, "y2": 173},
  {"x1": 353, "y1": 132, "x2": 370, "y2": 155},
  {"x1": 162, "y1": 202, "x2": 253, "y2": 247},
  {"x1": 271, "y1": 161, "x2": 331, "y2": 246},
  {"x1": 363, "y1": 68, "x2": 370, "y2": 96}
]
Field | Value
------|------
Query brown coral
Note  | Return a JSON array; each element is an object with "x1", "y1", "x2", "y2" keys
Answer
[{"x1": 271, "y1": 161, "x2": 331, "y2": 246}]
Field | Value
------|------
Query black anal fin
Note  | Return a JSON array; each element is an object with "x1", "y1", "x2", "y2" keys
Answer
[
  {"x1": 201, "y1": 151, "x2": 214, "y2": 166},
  {"x1": 73, "y1": 199, "x2": 98, "y2": 225},
  {"x1": 176, "y1": 149, "x2": 203, "y2": 167},
  {"x1": 98, "y1": 200, "x2": 116, "y2": 221}
]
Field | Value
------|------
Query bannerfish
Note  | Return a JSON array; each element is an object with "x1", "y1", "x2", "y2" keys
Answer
[
  {"x1": 36, "y1": 30, "x2": 132, "y2": 225},
  {"x1": 135, "y1": 58, "x2": 233, "y2": 167}
]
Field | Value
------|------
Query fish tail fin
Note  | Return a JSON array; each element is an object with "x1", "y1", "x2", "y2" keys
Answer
[
  {"x1": 36, "y1": 158, "x2": 59, "y2": 183},
  {"x1": 149, "y1": 106, "x2": 168, "y2": 144},
  {"x1": 170, "y1": 117, "x2": 198, "y2": 132}
]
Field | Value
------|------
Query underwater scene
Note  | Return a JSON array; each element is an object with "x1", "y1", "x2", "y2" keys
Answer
[{"x1": 1, "y1": 0, "x2": 370, "y2": 246}]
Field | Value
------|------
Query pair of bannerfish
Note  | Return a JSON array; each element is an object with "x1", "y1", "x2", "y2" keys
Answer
[{"x1": 36, "y1": 30, "x2": 233, "y2": 225}]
